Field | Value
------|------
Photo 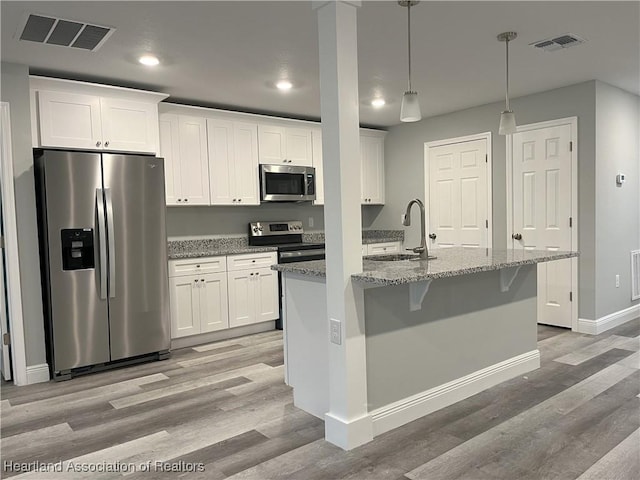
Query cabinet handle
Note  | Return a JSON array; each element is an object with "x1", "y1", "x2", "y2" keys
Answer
[
  {"x1": 105, "y1": 141, "x2": 109, "y2": 147},
  {"x1": 184, "y1": 198, "x2": 189, "y2": 202},
  {"x1": 201, "y1": 278, "x2": 205, "y2": 282},
  {"x1": 194, "y1": 279, "x2": 199, "y2": 283},
  {"x1": 232, "y1": 199, "x2": 236, "y2": 202},
  {"x1": 196, "y1": 265, "x2": 200, "y2": 268},
  {"x1": 238, "y1": 198, "x2": 242, "y2": 202},
  {"x1": 252, "y1": 260, "x2": 256, "y2": 263},
  {"x1": 96, "y1": 141, "x2": 101, "y2": 147}
]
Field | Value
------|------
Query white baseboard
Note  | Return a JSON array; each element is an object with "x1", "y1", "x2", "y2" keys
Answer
[
  {"x1": 170, "y1": 321, "x2": 276, "y2": 350},
  {"x1": 370, "y1": 349, "x2": 540, "y2": 437},
  {"x1": 324, "y1": 411, "x2": 373, "y2": 451},
  {"x1": 26, "y1": 363, "x2": 50, "y2": 384},
  {"x1": 578, "y1": 304, "x2": 640, "y2": 335}
]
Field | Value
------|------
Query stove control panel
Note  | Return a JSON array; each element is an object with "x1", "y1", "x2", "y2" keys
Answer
[{"x1": 249, "y1": 221, "x2": 304, "y2": 237}]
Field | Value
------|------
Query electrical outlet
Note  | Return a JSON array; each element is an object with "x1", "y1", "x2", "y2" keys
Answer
[
  {"x1": 615, "y1": 274, "x2": 620, "y2": 288},
  {"x1": 329, "y1": 318, "x2": 342, "y2": 345},
  {"x1": 308, "y1": 217, "x2": 314, "y2": 228}
]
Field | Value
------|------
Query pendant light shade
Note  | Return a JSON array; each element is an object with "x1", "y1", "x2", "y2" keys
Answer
[
  {"x1": 399, "y1": 1, "x2": 421, "y2": 123},
  {"x1": 497, "y1": 31, "x2": 517, "y2": 135},
  {"x1": 499, "y1": 110, "x2": 517, "y2": 135},
  {"x1": 401, "y1": 91, "x2": 421, "y2": 122}
]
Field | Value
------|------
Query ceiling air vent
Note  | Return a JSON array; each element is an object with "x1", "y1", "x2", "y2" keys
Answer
[
  {"x1": 530, "y1": 33, "x2": 586, "y2": 52},
  {"x1": 18, "y1": 14, "x2": 114, "y2": 51}
]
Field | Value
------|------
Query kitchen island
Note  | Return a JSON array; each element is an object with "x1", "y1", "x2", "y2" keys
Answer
[{"x1": 274, "y1": 248, "x2": 578, "y2": 445}]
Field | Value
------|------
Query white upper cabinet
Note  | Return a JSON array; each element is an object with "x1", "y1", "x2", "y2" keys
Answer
[
  {"x1": 258, "y1": 124, "x2": 313, "y2": 166},
  {"x1": 159, "y1": 113, "x2": 210, "y2": 206},
  {"x1": 31, "y1": 77, "x2": 167, "y2": 154},
  {"x1": 311, "y1": 128, "x2": 324, "y2": 205},
  {"x1": 360, "y1": 133, "x2": 385, "y2": 205},
  {"x1": 208, "y1": 119, "x2": 259, "y2": 206}
]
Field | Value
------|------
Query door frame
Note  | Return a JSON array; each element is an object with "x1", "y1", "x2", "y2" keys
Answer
[
  {"x1": 506, "y1": 116, "x2": 578, "y2": 331},
  {"x1": 0, "y1": 102, "x2": 28, "y2": 385},
  {"x1": 424, "y1": 132, "x2": 493, "y2": 248}
]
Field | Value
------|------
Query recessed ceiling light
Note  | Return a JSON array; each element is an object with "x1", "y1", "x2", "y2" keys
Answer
[
  {"x1": 139, "y1": 55, "x2": 159, "y2": 66},
  {"x1": 371, "y1": 98, "x2": 386, "y2": 108},
  {"x1": 276, "y1": 80, "x2": 293, "y2": 91}
]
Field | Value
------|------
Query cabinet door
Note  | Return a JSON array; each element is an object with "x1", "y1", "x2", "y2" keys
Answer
[
  {"x1": 169, "y1": 276, "x2": 200, "y2": 338},
  {"x1": 207, "y1": 119, "x2": 236, "y2": 205},
  {"x1": 254, "y1": 268, "x2": 279, "y2": 323},
  {"x1": 361, "y1": 135, "x2": 385, "y2": 205},
  {"x1": 199, "y1": 272, "x2": 229, "y2": 333},
  {"x1": 38, "y1": 90, "x2": 102, "y2": 150},
  {"x1": 258, "y1": 124, "x2": 286, "y2": 164},
  {"x1": 233, "y1": 122, "x2": 260, "y2": 205},
  {"x1": 178, "y1": 115, "x2": 210, "y2": 205},
  {"x1": 100, "y1": 98, "x2": 158, "y2": 153},
  {"x1": 311, "y1": 129, "x2": 324, "y2": 205},
  {"x1": 284, "y1": 127, "x2": 313, "y2": 166},
  {"x1": 227, "y1": 270, "x2": 255, "y2": 328},
  {"x1": 159, "y1": 114, "x2": 182, "y2": 205}
]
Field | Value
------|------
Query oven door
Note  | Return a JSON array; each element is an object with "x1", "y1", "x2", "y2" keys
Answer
[{"x1": 260, "y1": 164, "x2": 316, "y2": 202}]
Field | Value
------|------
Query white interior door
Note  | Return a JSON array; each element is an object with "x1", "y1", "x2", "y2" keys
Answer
[
  {"x1": 427, "y1": 138, "x2": 489, "y2": 249},
  {"x1": 512, "y1": 124, "x2": 573, "y2": 328}
]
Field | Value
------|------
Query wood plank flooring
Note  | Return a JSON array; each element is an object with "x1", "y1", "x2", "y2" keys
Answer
[{"x1": 1, "y1": 320, "x2": 638, "y2": 480}]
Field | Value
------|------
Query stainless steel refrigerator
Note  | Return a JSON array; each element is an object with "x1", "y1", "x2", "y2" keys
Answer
[{"x1": 35, "y1": 149, "x2": 170, "y2": 380}]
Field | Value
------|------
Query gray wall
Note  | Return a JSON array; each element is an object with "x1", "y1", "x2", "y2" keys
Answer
[
  {"x1": 0, "y1": 62, "x2": 46, "y2": 366},
  {"x1": 595, "y1": 82, "x2": 640, "y2": 318},
  {"x1": 166, "y1": 204, "x2": 381, "y2": 237},
  {"x1": 371, "y1": 81, "x2": 598, "y2": 319}
]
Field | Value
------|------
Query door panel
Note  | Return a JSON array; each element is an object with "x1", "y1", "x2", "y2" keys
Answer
[
  {"x1": 169, "y1": 276, "x2": 199, "y2": 338},
  {"x1": 102, "y1": 154, "x2": 170, "y2": 359},
  {"x1": 258, "y1": 125, "x2": 286, "y2": 164},
  {"x1": 207, "y1": 119, "x2": 235, "y2": 205},
  {"x1": 159, "y1": 114, "x2": 181, "y2": 205},
  {"x1": 199, "y1": 273, "x2": 229, "y2": 333},
  {"x1": 428, "y1": 139, "x2": 488, "y2": 249},
  {"x1": 100, "y1": 98, "x2": 157, "y2": 153},
  {"x1": 37, "y1": 150, "x2": 110, "y2": 372},
  {"x1": 233, "y1": 122, "x2": 260, "y2": 204},
  {"x1": 284, "y1": 128, "x2": 313, "y2": 166},
  {"x1": 512, "y1": 124, "x2": 572, "y2": 327},
  {"x1": 228, "y1": 271, "x2": 254, "y2": 328},
  {"x1": 255, "y1": 269, "x2": 278, "y2": 323},
  {"x1": 178, "y1": 116, "x2": 210, "y2": 204}
]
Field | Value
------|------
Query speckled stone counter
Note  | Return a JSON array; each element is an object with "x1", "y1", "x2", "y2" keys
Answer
[
  {"x1": 168, "y1": 238, "x2": 276, "y2": 259},
  {"x1": 273, "y1": 247, "x2": 578, "y2": 285},
  {"x1": 302, "y1": 230, "x2": 404, "y2": 245}
]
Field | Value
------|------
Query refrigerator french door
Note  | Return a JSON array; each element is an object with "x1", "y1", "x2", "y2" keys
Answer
[{"x1": 35, "y1": 150, "x2": 170, "y2": 380}]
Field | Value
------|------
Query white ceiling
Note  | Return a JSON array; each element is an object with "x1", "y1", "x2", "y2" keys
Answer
[{"x1": 1, "y1": 1, "x2": 638, "y2": 127}]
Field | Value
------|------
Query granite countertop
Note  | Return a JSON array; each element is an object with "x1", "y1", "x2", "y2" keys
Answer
[
  {"x1": 168, "y1": 229, "x2": 404, "y2": 260},
  {"x1": 168, "y1": 238, "x2": 277, "y2": 259},
  {"x1": 272, "y1": 247, "x2": 579, "y2": 286}
]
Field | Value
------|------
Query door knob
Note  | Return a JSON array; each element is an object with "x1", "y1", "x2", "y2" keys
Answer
[
  {"x1": 96, "y1": 141, "x2": 101, "y2": 147},
  {"x1": 104, "y1": 141, "x2": 109, "y2": 147},
  {"x1": 429, "y1": 233, "x2": 437, "y2": 240},
  {"x1": 512, "y1": 233, "x2": 522, "y2": 240}
]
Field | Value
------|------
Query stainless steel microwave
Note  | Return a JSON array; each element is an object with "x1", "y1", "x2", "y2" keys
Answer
[{"x1": 259, "y1": 164, "x2": 316, "y2": 202}]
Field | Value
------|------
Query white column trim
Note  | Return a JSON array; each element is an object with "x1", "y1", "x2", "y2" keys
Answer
[{"x1": 0, "y1": 102, "x2": 29, "y2": 386}]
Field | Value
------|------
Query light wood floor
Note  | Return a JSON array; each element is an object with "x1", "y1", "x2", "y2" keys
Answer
[{"x1": 1, "y1": 319, "x2": 638, "y2": 480}]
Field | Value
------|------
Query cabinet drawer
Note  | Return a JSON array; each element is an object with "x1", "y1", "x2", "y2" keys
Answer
[
  {"x1": 169, "y1": 256, "x2": 226, "y2": 277},
  {"x1": 227, "y1": 252, "x2": 277, "y2": 272},
  {"x1": 367, "y1": 242, "x2": 401, "y2": 256}
]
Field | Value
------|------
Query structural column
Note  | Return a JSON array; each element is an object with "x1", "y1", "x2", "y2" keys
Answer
[{"x1": 313, "y1": 0, "x2": 372, "y2": 450}]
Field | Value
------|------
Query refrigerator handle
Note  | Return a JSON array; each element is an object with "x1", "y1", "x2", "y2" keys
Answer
[
  {"x1": 95, "y1": 188, "x2": 108, "y2": 300},
  {"x1": 105, "y1": 188, "x2": 116, "y2": 298}
]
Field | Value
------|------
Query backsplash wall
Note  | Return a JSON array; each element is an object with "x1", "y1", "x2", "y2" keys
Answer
[{"x1": 166, "y1": 204, "x2": 384, "y2": 238}]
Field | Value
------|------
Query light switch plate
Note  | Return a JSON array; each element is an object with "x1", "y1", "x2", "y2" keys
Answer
[{"x1": 330, "y1": 318, "x2": 341, "y2": 345}]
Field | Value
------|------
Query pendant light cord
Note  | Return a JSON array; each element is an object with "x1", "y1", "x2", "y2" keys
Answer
[
  {"x1": 505, "y1": 38, "x2": 510, "y2": 111},
  {"x1": 407, "y1": 3, "x2": 412, "y2": 92}
]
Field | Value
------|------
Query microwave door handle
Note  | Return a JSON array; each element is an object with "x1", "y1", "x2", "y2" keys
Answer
[
  {"x1": 95, "y1": 189, "x2": 107, "y2": 300},
  {"x1": 105, "y1": 188, "x2": 116, "y2": 298}
]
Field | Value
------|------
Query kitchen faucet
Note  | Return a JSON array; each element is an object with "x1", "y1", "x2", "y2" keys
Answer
[{"x1": 402, "y1": 198, "x2": 432, "y2": 260}]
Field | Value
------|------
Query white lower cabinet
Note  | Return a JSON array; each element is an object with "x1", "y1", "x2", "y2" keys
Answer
[
  {"x1": 227, "y1": 253, "x2": 279, "y2": 328},
  {"x1": 169, "y1": 272, "x2": 229, "y2": 338},
  {"x1": 169, "y1": 252, "x2": 278, "y2": 339}
]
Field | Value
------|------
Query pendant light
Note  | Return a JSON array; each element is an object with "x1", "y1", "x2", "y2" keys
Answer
[
  {"x1": 399, "y1": 1, "x2": 421, "y2": 122},
  {"x1": 497, "y1": 31, "x2": 517, "y2": 135}
]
